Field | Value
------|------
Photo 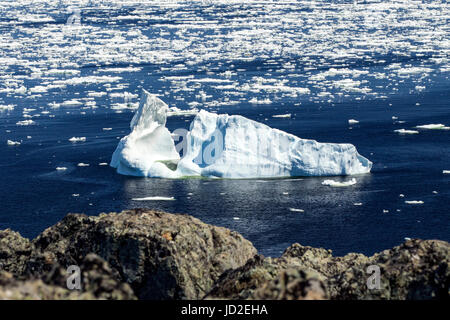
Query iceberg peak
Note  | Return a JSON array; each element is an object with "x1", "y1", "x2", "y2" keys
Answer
[{"x1": 111, "y1": 90, "x2": 372, "y2": 179}]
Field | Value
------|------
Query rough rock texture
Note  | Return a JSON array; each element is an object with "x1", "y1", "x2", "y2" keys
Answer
[
  {"x1": 331, "y1": 239, "x2": 450, "y2": 299},
  {"x1": 26, "y1": 209, "x2": 257, "y2": 300},
  {"x1": 0, "y1": 253, "x2": 136, "y2": 300},
  {"x1": 250, "y1": 268, "x2": 327, "y2": 300},
  {"x1": 0, "y1": 229, "x2": 33, "y2": 275},
  {"x1": 1, "y1": 209, "x2": 448, "y2": 300},
  {"x1": 207, "y1": 240, "x2": 449, "y2": 300},
  {"x1": 0, "y1": 271, "x2": 93, "y2": 300}
]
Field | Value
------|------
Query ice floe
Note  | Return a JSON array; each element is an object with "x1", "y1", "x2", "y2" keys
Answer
[
  {"x1": 16, "y1": 120, "x2": 35, "y2": 126},
  {"x1": 132, "y1": 196, "x2": 175, "y2": 201},
  {"x1": 69, "y1": 137, "x2": 86, "y2": 142},
  {"x1": 416, "y1": 124, "x2": 450, "y2": 130},
  {"x1": 405, "y1": 201, "x2": 424, "y2": 205},
  {"x1": 394, "y1": 129, "x2": 419, "y2": 134},
  {"x1": 77, "y1": 163, "x2": 90, "y2": 167},
  {"x1": 322, "y1": 178, "x2": 357, "y2": 187},
  {"x1": 7, "y1": 140, "x2": 20, "y2": 146}
]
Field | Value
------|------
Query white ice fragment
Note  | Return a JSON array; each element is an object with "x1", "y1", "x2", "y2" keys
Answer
[
  {"x1": 348, "y1": 119, "x2": 359, "y2": 124},
  {"x1": 69, "y1": 137, "x2": 86, "y2": 142},
  {"x1": 56, "y1": 167, "x2": 67, "y2": 171},
  {"x1": 443, "y1": 170, "x2": 450, "y2": 174},
  {"x1": 77, "y1": 163, "x2": 90, "y2": 167},
  {"x1": 405, "y1": 200, "x2": 424, "y2": 205},
  {"x1": 289, "y1": 208, "x2": 304, "y2": 212},
  {"x1": 0, "y1": 105, "x2": 15, "y2": 112},
  {"x1": 322, "y1": 178, "x2": 357, "y2": 187},
  {"x1": 16, "y1": 120, "x2": 35, "y2": 126},
  {"x1": 272, "y1": 114, "x2": 291, "y2": 118},
  {"x1": 99, "y1": 163, "x2": 108, "y2": 166},
  {"x1": 353, "y1": 203, "x2": 363, "y2": 206},
  {"x1": 416, "y1": 124, "x2": 450, "y2": 130},
  {"x1": 7, "y1": 140, "x2": 21, "y2": 146},
  {"x1": 132, "y1": 196, "x2": 175, "y2": 201},
  {"x1": 394, "y1": 129, "x2": 419, "y2": 134}
]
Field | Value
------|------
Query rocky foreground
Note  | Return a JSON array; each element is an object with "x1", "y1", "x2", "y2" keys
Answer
[{"x1": 0, "y1": 209, "x2": 448, "y2": 300}]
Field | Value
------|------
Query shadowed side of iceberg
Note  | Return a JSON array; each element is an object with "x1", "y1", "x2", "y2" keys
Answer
[{"x1": 110, "y1": 90, "x2": 372, "y2": 179}]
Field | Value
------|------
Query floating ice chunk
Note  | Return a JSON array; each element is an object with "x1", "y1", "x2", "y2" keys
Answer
[
  {"x1": 394, "y1": 129, "x2": 419, "y2": 134},
  {"x1": 405, "y1": 200, "x2": 424, "y2": 205},
  {"x1": 354, "y1": 203, "x2": 363, "y2": 206},
  {"x1": 103, "y1": 128, "x2": 113, "y2": 131},
  {"x1": 56, "y1": 167, "x2": 67, "y2": 171},
  {"x1": 348, "y1": 119, "x2": 359, "y2": 124},
  {"x1": 62, "y1": 99, "x2": 83, "y2": 107},
  {"x1": 111, "y1": 90, "x2": 372, "y2": 179},
  {"x1": 69, "y1": 137, "x2": 86, "y2": 142},
  {"x1": 7, "y1": 140, "x2": 20, "y2": 146},
  {"x1": 16, "y1": 120, "x2": 35, "y2": 126},
  {"x1": 77, "y1": 163, "x2": 90, "y2": 167},
  {"x1": 132, "y1": 196, "x2": 175, "y2": 201},
  {"x1": 322, "y1": 178, "x2": 357, "y2": 187},
  {"x1": 416, "y1": 124, "x2": 450, "y2": 130},
  {"x1": 273, "y1": 114, "x2": 291, "y2": 118},
  {"x1": 249, "y1": 98, "x2": 272, "y2": 104},
  {"x1": 289, "y1": 208, "x2": 304, "y2": 212},
  {"x1": 444, "y1": 170, "x2": 450, "y2": 174},
  {"x1": 99, "y1": 163, "x2": 108, "y2": 166},
  {"x1": 0, "y1": 105, "x2": 15, "y2": 111}
]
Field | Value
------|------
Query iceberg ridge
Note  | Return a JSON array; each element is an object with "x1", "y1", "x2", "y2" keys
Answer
[{"x1": 110, "y1": 90, "x2": 372, "y2": 178}]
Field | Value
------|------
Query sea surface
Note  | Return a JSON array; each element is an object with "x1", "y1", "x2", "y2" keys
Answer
[{"x1": 0, "y1": 0, "x2": 449, "y2": 256}]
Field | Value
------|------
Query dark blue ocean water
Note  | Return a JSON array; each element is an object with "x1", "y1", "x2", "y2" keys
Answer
[{"x1": 0, "y1": 1, "x2": 448, "y2": 256}]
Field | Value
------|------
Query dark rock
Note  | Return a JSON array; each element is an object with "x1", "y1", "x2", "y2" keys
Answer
[
  {"x1": 331, "y1": 239, "x2": 450, "y2": 300},
  {"x1": 0, "y1": 270, "x2": 94, "y2": 300},
  {"x1": 0, "y1": 229, "x2": 33, "y2": 275},
  {"x1": 42, "y1": 253, "x2": 136, "y2": 300},
  {"x1": 250, "y1": 268, "x2": 327, "y2": 300},
  {"x1": 207, "y1": 240, "x2": 449, "y2": 300},
  {"x1": 26, "y1": 209, "x2": 257, "y2": 300}
]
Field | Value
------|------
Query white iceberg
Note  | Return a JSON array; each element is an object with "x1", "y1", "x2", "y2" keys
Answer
[{"x1": 111, "y1": 90, "x2": 372, "y2": 179}]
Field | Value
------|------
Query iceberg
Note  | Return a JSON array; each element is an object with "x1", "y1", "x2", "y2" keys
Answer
[{"x1": 110, "y1": 90, "x2": 372, "y2": 179}]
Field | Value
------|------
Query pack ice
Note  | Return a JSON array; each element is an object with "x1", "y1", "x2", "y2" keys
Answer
[{"x1": 111, "y1": 90, "x2": 372, "y2": 178}]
